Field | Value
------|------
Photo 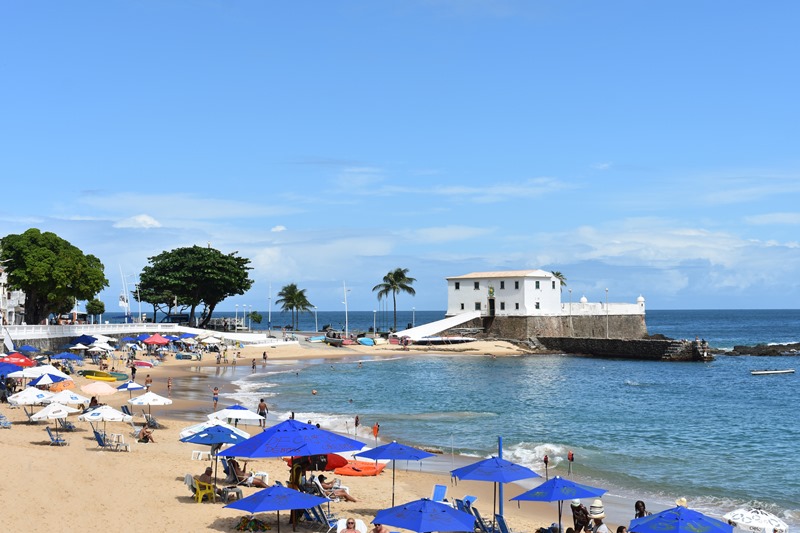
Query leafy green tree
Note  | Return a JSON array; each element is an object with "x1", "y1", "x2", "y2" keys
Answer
[
  {"x1": 0, "y1": 228, "x2": 108, "y2": 324},
  {"x1": 250, "y1": 310, "x2": 263, "y2": 325},
  {"x1": 372, "y1": 268, "x2": 416, "y2": 331},
  {"x1": 138, "y1": 245, "x2": 253, "y2": 327},
  {"x1": 85, "y1": 298, "x2": 105, "y2": 323},
  {"x1": 275, "y1": 283, "x2": 313, "y2": 330},
  {"x1": 552, "y1": 271, "x2": 567, "y2": 291}
]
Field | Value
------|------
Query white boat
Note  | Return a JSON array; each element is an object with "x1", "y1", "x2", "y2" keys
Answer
[{"x1": 750, "y1": 369, "x2": 795, "y2": 376}]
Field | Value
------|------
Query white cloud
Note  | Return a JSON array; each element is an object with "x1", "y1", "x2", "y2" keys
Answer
[
  {"x1": 593, "y1": 162, "x2": 612, "y2": 170},
  {"x1": 271, "y1": 225, "x2": 287, "y2": 232},
  {"x1": 113, "y1": 214, "x2": 162, "y2": 229},
  {"x1": 744, "y1": 212, "x2": 800, "y2": 225},
  {"x1": 408, "y1": 225, "x2": 494, "y2": 244}
]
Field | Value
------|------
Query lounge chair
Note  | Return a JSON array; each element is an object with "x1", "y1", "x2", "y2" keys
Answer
[
  {"x1": 470, "y1": 504, "x2": 498, "y2": 533},
  {"x1": 495, "y1": 514, "x2": 517, "y2": 533},
  {"x1": 129, "y1": 419, "x2": 144, "y2": 438},
  {"x1": 312, "y1": 476, "x2": 341, "y2": 502},
  {"x1": 309, "y1": 505, "x2": 338, "y2": 533},
  {"x1": 46, "y1": 426, "x2": 68, "y2": 446},
  {"x1": 142, "y1": 410, "x2": 160, "y2": 428},
  {"x1": 93, "y1": 429, "x2": 130, "y2": 452},
  {"x1": 431, "y1": 484, "x2": 452, "y2": 506},
  {"x1": 121, "y1": 405, "x2": 133, "y2": 417}
]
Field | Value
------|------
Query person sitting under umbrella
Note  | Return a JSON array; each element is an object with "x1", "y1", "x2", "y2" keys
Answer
[
  {"x1": 228, "y1": 458, "x2": 268, "y2": 488},
  {"x1": 317, "y1": 474, "x2": 357, "y2": 502},
  {"x1": 196, "y1": 466, "x2": 223, "y2": 497}
]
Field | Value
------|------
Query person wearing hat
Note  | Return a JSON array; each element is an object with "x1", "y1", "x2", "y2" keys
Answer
[
  {"x1": 589, "y1": 499, "x2": 609, "y2": 533},
  {"x1": 571, "y1": 499, "x2": 591, "y2": 533}
]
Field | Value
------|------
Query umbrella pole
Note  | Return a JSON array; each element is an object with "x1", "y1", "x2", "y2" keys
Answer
[
  {"x1": 392, "y1": 459, "x2": 396, "y2": 507},
  {"x1": 558, "y1": 500, "x2": 563, "y2": 533},
  {"x1": 493, "y1": 483, "x2": 497, "y2": 533}
]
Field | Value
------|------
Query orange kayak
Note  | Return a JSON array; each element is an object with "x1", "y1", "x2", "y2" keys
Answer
[{"x1": 334, "y1": 461, "x2": 386, "y2": 477}]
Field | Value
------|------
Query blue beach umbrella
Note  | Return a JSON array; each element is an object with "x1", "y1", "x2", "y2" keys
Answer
[
  {"x1": 117, "y1": 380, "x2": 145, "y2": 398},
  {"x1": 219, "y1": 419, "x2": 364, "y2": 459},
  {"x1": 121, "y1": 336, "x2": 137, "y2": 342},
  {"x1": 0, "y1": 362, "x2": 21, "y2": 376},
  {"x1": 511, "y1": 476, "x2": 606, "y2": 530},
  {"x1": 630, "y1": 506, "x2": 733, "y2": 533},
  {"x1": 17, "y1": 345, "x2": 40, "y2": 353},
  {"x1": 373, "y1": 498, "x2": 477, "y2": 533},
  {"x1": 179, "y1": 333, "x2": 197, "y2": 339},
  {"x1": 225, "y1": 485, "x2": 329, "y2": 533},
  {"x1": 71, "y1": 334, "x2": 97, "y2": 346},
  {"x1": 355, "y1": 441, "x2": 435, "y2": 506},
  {"x1": 28, "y1": 373, "x2": 69, "y2": 387},
  {"x1": 451, "y1": 456, "x2": 540, "y2": 529},
  {"x1": 181, "y1": 424, "x2": 250, "y2": 490},
  {"x1": 51, "y1": 352, "x2": 83, "y2": 361}
]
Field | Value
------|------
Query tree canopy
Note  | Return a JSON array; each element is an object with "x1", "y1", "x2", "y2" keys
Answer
[
  {"x1": 138, "y1": 245, "x2": 253, "y2": 327},
  {"x1": 372, "y1": 267, "x2": 416, "y2": 331},
  {"x1": 275, "y1": 283, "x2": 313, "y2": 330},
  {"x1": 0, "y1": 228, "x2": 108, "y2": 324}
]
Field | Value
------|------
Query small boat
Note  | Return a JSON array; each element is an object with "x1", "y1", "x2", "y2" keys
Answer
[
  {"x1": 341, "y1": 338, "x2": 357, "y2": 346},
  {"x1": 132, "y1": 360, "x2": 154, "y2": 368},
  {"x1": 334, "y1": 460, "x2": 387, "y2": 477},
  {"x1": 324, "y1": 337, "x2": 343, "y2": 347},
  {"x1": 751, "y1": 369, "x2": 795, "y2": 376},
  {"x1": 78, "y1": 370, "x2": 117, "y2": 382},
  {"x1": 357, "y1": 338, "x2": 375, "y2": 347},
  {"x1": 307, "y1": 335, "x2": 326, "y2": 343},
  {"x1": 109, "y1": 372, "x2": 129, "y2": 381},
  {"x1": 373, "y1": 337, "x2": 387, "y2": 345}
]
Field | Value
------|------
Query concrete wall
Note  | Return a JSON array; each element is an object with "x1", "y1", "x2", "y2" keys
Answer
[
  {"x1": 536, "y1": 337, "x2": 697, "y2": 361},
  {"x1": 450, "y1": 314, "x2": 648, "y2": 340}
]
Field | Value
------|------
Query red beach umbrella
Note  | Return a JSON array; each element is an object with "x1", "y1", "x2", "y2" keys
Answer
[{"x1": 2, "y1": 352, "x2": 36, "y2": 367}]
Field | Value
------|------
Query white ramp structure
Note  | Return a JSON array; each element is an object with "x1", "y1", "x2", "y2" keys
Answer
[{"x1": 392, "y1": 311, "x2": 481, "y2": 341}]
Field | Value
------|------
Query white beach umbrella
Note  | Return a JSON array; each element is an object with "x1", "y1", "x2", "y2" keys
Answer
[
  {"x1": 9, "y1": 387, "x2": 54, "y2": 406},
  {"x1": 31, "y1": 402, "x2": 79, "y2": 421},
  {"x1": 70, "y1": 343, "x2": 90, "y2": 350},
  {"x1": 78, "y1": 405, "x2": 132, "y2": 423},
  {"x1": 8, "y1": 364, "x2": 70, "y2": 380},
  {"x1": 723, "y1": 508, "x2": 788, "y2": 533},
  {"x1": 207, "y1": 404, "x2": 264, "y2": 425},
  {"x1": 47, "y1": 389, "x2": 91, "y2": 405},
  {"x1": 201, "y1": 336, "x2": 222, "y2": 344},
  {"x1": 129, "y1": 390, "x2": 172, "y2": 418},
  {"x1": 179, "y1": 418, "x2": 250, "y2": 440}
]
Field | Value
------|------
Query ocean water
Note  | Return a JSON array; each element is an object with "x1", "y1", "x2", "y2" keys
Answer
[{"x1": 207, "y1": 309, "x2": 800, "y2": 527}]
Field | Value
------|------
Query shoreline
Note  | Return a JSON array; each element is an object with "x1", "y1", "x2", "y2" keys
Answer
[{"x1": 3, "y1": 340, "x2": 776, "y2": 532}]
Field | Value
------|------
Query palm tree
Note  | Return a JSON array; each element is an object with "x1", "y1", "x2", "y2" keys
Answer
[
  {"x1": 275, "y1": 283, "x2": 313, "y2": 330},
  {"x1": 372, "y1": 268, "x2": 416, "y2": 331},
  {"x1": 552, "y1": 271, "x2": 567, "y2": 291}
]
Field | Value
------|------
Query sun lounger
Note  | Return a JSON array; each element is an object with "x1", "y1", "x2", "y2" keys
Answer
[
  {"x1": 309, "y1": 505, "x2": 338, "y2": 533},
  {"x1": 143, "y1": 410, "x2": 160, "y2": 428},
  {"x1": 495, "y1": 514, "x2": 518, "y2": 533},
  {"x1": 57, "y1": 417, "x2": 76, "y2": 431},
  {"x1": 121, "y1": 405, "x2": 133, "y2": 417},
  {"x1": 93, "y1": 429, "x2": 129, "y2": 451},
  {"x1": 471, "y1": 504, "x2": 498, "y2": 533},
  {"x1": 46, "y1": 426, "x2": 68, "y2": 446}
]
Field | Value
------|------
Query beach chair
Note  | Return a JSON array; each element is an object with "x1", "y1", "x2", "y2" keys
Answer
[
  {"x1": 121, "y1": 405, "x2": 133, "y2": 417},
  {"x1": 93, "y1": 429, "x2": 118, "y2": 451},
  {"x1": 46, "y1": 426, "x2": 68, "y2": 446},
  {"x1": 193, "y1": 478, "x2": 217, "y2": 503},
  {"x1": 431, "y1": 484, "x2": 450, "y2": 505},
  {"x1": 0, "y1": 416, "x2": 12, "y2": 429},
  {"x1": 470, "y1": 504, "x2": 498, "y2": 533},
  {"x1": 312, "y1": 476, "x2": 341, "y2": 502},
  {"x1": 309, "y1": 505, "x2": 338, "y2": 533},
  {"x1": 495, "y1": 514, "x2": 518, "y2": 533},
  {"x1": 129, "y1": 419, "x2": 144, "y2": 439},
  {"x1": 57, "y1": 417, "x2": 76, "y2": 431}
]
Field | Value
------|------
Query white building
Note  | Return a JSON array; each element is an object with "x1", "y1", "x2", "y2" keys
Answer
[
  {"x1": 446, "y1": 269, "x2": 563, "y2": 317},
  {"x1": 446, "y1": 269, "x2": 645, "y2": 319}
]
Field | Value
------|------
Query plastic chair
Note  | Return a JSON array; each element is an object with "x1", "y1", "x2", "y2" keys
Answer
[
  {"x1": 46, "y1": 426, "x2": 68, "y2": 446},
  {"x1": 193, "y1": 478, "x2": 217, "y2": 503}
]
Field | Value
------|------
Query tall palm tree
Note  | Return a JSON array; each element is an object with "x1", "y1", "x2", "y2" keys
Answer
[
  {"x1": 372, "y1": 268, "x2": 416, "y2": 331},
  {"x1": 275, "y1": 283, "x2": 313, "y2": 330},
  {"x1": 552, "y1": 271, "x2": 567, "y2": 291}
]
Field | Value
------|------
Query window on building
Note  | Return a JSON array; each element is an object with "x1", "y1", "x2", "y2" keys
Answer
[
  {"x1": 500, "y1": 281, "x2": 505, "y2": 290},
  {"x1": 460, "y1": 303, "x2": 464, "y2": 310},
  {"x1": 535, "y1": 281, "x2": 540, "y2": 289},
  {"x1": 474, "y1": 302, "x2": 481, "y2": 310},
  {"x1": 474, "y1": 281, "x2": 480, "y2": 290},
  {"x1": 515, "y1": 302, "x2": 519, "y2": 310},
  {"x1": 514, "y1": 281, "x2": 519, "y2": 290},
  {"x1": 455, "y1": 282, "x2": 460, "y2": 290},
  {"x1": 535, "y1": 302, "x2": 540, "y2": 309},
  {"x1": 500, "y1": 302, "x2": 505, "y2": 310},
  {"x1": 552, "y1": 280, "x2": 556, "y2": 289}
]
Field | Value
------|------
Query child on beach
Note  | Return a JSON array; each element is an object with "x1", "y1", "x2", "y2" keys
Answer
[{"x1": 210, "y1": 386, "x2": 221, "y2": 410}]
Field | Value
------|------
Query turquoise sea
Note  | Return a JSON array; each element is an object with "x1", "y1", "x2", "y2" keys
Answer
[{"x1": 196, "y1": 309, "x2": 799, "y2": 527}]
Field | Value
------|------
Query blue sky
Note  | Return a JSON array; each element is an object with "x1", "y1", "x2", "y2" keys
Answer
[{"x1": 2, "y1": 1, "x2": 799, "y2": 312}]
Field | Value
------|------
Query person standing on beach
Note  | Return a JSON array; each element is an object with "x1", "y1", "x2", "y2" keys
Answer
[
  {"x1": 257, "y1": 398, "x2": 268, "y2": 428},
  {"x1": 130, "y1": 364, "x2": 137, "y2": 380},
  {"x1": 145, "y1": 374, "x2": 152, "y2": 391},
  {"x1": 634, "y1": 500, "x2": 651, "y2": 519},
  {"x1": 167, "y1": 377, "x2": 173, "y2": 397},
  {"x1": 262, "y1": 351, "x2": 267, "y2": 366},
  {"x1": 354, "y1": 415, "x2": 360, "y2": 435},
  {"x1": 570, "y1": 499, "x2": 590, "y2": 533},
  {"x1": 251, "y1": 359, "x2": 256, "y2": 372}
]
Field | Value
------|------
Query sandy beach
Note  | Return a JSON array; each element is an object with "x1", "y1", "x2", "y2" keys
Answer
[{"x1": 2, "y1": 340, "x2": 632, "y2": 533}]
